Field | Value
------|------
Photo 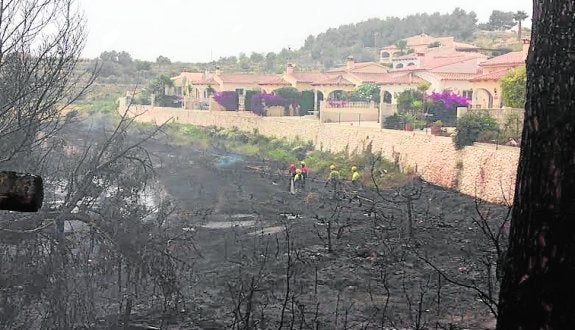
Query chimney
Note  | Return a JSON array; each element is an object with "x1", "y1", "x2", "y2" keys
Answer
[
  {"x1": 286, "y1": 63, "x2": 294, "y2": 75},
  {"x1": 522, "y1": 38, "x2": 530, "y2": 53},
  {"x1": 346, "y1": 56, "x2": 355, "y2": 70},
  {"x1": 215, "y1": 66, "x2": 221, "y2": 76}
]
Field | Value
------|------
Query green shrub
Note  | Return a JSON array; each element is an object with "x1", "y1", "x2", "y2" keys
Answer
[
  {"x1": 266, "y1": 148, "x2": 292, "y2": 162},
  {"x1": 352, "y1": 82, "x2": 381, "y2": 103},
  {"x1": 300, "y1": 90, "x2": 315, "y2": 114},
  {"x1": 499, "y1": 111, "x2": 523, "y2": 143},
  {"x1": 383, "y1": 114, "x2": 404, "y2": 129},
  {"x1": 155, "y1": 94, "x2": 182, "y2": 107},
  {"x1": 232, "y1": 143, "x2": 260, "y2": 156},
  {"x1": 274, "y1": 87, "x2": 301, "y2": 112},
  {"x1": 244, "y1": 90, "x2": 259, "y2": 111},
  {"x1": 501, "y1": 67, "x2": 526, "y2": 108},
  {"x1": 453, "y1": 111, "x2": 500, "y2": 149}
]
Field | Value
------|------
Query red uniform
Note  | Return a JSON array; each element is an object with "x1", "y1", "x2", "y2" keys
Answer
[
  {"x1": 288, "y1": 164, "x2": 297, "y2": 177},
  {"x1": 300, "y1": 163, "x2": 308, "y2": 188}
]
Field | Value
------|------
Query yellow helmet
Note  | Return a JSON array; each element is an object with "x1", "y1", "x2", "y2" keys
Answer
[
  {"x1": 351, "y1": 166, "x2": 357, "y2": 172},
  {"x1": 301, "y1": 161, "x2": 306, "y2": 165},
  {"x1": 330, "y1": 164, "x2": 336, "y2": 170},
  {"x1": 296, "y1": 168, "x2": 302, "y2": 174}
]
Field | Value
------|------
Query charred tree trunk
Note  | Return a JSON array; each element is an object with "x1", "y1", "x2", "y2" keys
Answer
[
  {"x1": 0, "y1": 171, "x2": 43, "y2": 212},
  {"x1": 497, "y1": 2, "x2": 575, "y2": 329}
]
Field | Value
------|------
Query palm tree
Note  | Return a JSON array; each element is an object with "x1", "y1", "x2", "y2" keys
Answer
[
  {"x1": 395, "y1": 39, "x2": 408, "y2": 55},
  {"x1": 514, "y1": 11, "x2": 529, "y2": 40}
]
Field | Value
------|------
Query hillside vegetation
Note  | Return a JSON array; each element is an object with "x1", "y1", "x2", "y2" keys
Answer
[{"x1": 85, "y1": 9, "x2": 529, "y2": 87}]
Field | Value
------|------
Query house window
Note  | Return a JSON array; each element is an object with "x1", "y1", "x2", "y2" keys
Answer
[
  {"x1": 407, "y1": 62, "x2": 415, "y2": 66},
  {"x1": 463, "y1": 90, "x2": 473, "y2": 100},
  {"x1": 396, "y1": 63, "x2": 404, "y2": 69}
]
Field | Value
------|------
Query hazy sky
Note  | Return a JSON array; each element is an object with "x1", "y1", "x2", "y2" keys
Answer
[{"x1": 78, "y1": 0, "x2": 532, "y2": 63}]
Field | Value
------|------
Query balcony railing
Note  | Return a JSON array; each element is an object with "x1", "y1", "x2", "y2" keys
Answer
[{"x1": 325, "y1": 100, "x2": 376, "y2": 108}]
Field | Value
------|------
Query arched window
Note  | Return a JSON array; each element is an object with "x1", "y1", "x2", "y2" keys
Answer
[
  {"x1": 383, "y1": 91, "x2": 392, "y2": 104},
  {"x1": 395, "y1": 63, "x2": 404, "y2": 69}
]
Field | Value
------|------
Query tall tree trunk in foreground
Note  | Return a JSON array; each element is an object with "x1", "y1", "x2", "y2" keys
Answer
[{"x1": 497, "y1": 2, "x2": 575, "y2": 329}]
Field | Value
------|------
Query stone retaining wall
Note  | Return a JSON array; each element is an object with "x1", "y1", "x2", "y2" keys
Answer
[{"x1": 119, "y1": 103, "x2": 519, "y2": 204}]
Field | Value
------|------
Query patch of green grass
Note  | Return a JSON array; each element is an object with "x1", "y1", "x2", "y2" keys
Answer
[
  {"x1": 178, "y1": 124, "x2": 207, "y2": 139},
  {"x1": 265, "y1": 148, "x2": 293, "y2": 162},
  {"x1": 172, "y1": 124, "x2": 211, "y2": 147},
  {"x1": 88, "y1": 99, "x2": 117, "y2": 114},
  {"x1": 230, "y1": 142, "x2": 260, "y2": 156}
]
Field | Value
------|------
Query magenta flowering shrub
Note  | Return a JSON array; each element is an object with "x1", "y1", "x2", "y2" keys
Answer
[
  {"x1": 250, "y1": 92, "x2": 287, "y2": 116},
  {"x1": 425, "y1": 90, "x2": 470, "y2": 126},
  {"x1": 426, "y1": 90, "x2": 469, "y2": 108},
  {"x1": 214, "y1": 91, "x2": 239, "y2": 111}
]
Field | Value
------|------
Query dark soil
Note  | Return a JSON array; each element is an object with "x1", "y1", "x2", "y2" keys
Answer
[{"x1": 135, "y1": 132, "x2": 510, "y2": 330}]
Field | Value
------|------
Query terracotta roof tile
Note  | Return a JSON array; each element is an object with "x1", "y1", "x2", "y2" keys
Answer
[
  {"x1": 258, "y1": 76, "x2": 291, "y2": 86},
  {"x1": 432, "y1": 72, "x2": 480, "y2": 81},
  {"x1": 480, "y1": 50, "x2": 527, "y2": 67},
  {"x1": 346, "y1": 72, "x2": 384, "y2": 83},
  {"x1": 453, "y1": 41, "x2": 479, "y2": 50},
  {"x1": 311, "y1": 74, "x2": 355, "y2": 86},
  {"x1": 378, "y1": 73, "x2": 424, "y2": 85},
  {"x1": 391, "y1": 51, "x2": 486, "y2": 73},
  {"x1": 218, "y1": 74, "x2": 283, "y2": 84},
  {"x1": 470, "y1": 68, "x2": 511, "y2": 81},
  {"x1": 287, "y1": 72, "x2": 331, "y2": 83},
  {"x1": 174, "y1": 72, "x2": 215, "y2": 84},
  {"x1": 422, "y1": 53, "x2": 485, "y2": 70},
  {"x1": 405, "y1": 33, "x2": 436, "y2": 46},
  {"x1": 327, "y1": 61, "x2": 388, "y2": 73}
]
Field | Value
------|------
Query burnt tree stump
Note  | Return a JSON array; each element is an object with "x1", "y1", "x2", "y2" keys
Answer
[{"x1": 0, "y1": 171, "x2": 43, "y2": 212}]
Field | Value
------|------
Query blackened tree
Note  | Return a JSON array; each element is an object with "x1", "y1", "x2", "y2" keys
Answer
[
  {"x1": 0, "y1": 1, "x2": 187, "y2": 327},
  {"x1": 496, "y1": 2, "x2": 575, "y2": 329},
  {"x1": 0, "y1": 0, "x2": 95, "y2": 165}
]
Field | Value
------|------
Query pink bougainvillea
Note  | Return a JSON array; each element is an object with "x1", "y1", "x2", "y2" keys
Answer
[
  {"x1": 214, "y1": 91, "x2": 239, "y2": 111},
  {"x1": 250, "y1": 92, "x2": 286, "y2": 116},
  {"x1": 426, "y1": 90, "x2": 469, "y2": 108}
]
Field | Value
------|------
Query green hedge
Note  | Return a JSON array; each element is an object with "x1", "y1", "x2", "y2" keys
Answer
[{"x1": 453, "y1": 111, "x2": 499, "y2": 149}]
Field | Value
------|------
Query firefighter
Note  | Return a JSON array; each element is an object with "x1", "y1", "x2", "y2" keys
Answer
[
  {"x1": 300, "y1": 161, "x2": 308, "y2": 188},
  {"x1": 288, "y1": 163, "x2": 297, "y2": 177},
  {"x1": 288, "y1": 163, "x2": 297, "y2": 191},
  {"x1": 351, "y1": 166, "x2": 360, "y2": 187},
  {"x1": 325, "y1": 164, "x2": 340, "y2": 197},
  {"x1": 293, "y1": 168, "x2": 303, "y2": 192}
]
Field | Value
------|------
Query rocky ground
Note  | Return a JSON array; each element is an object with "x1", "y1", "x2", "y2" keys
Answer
[{"x1": 129, "y1": 131, "x2": 510, "y2": 329}]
